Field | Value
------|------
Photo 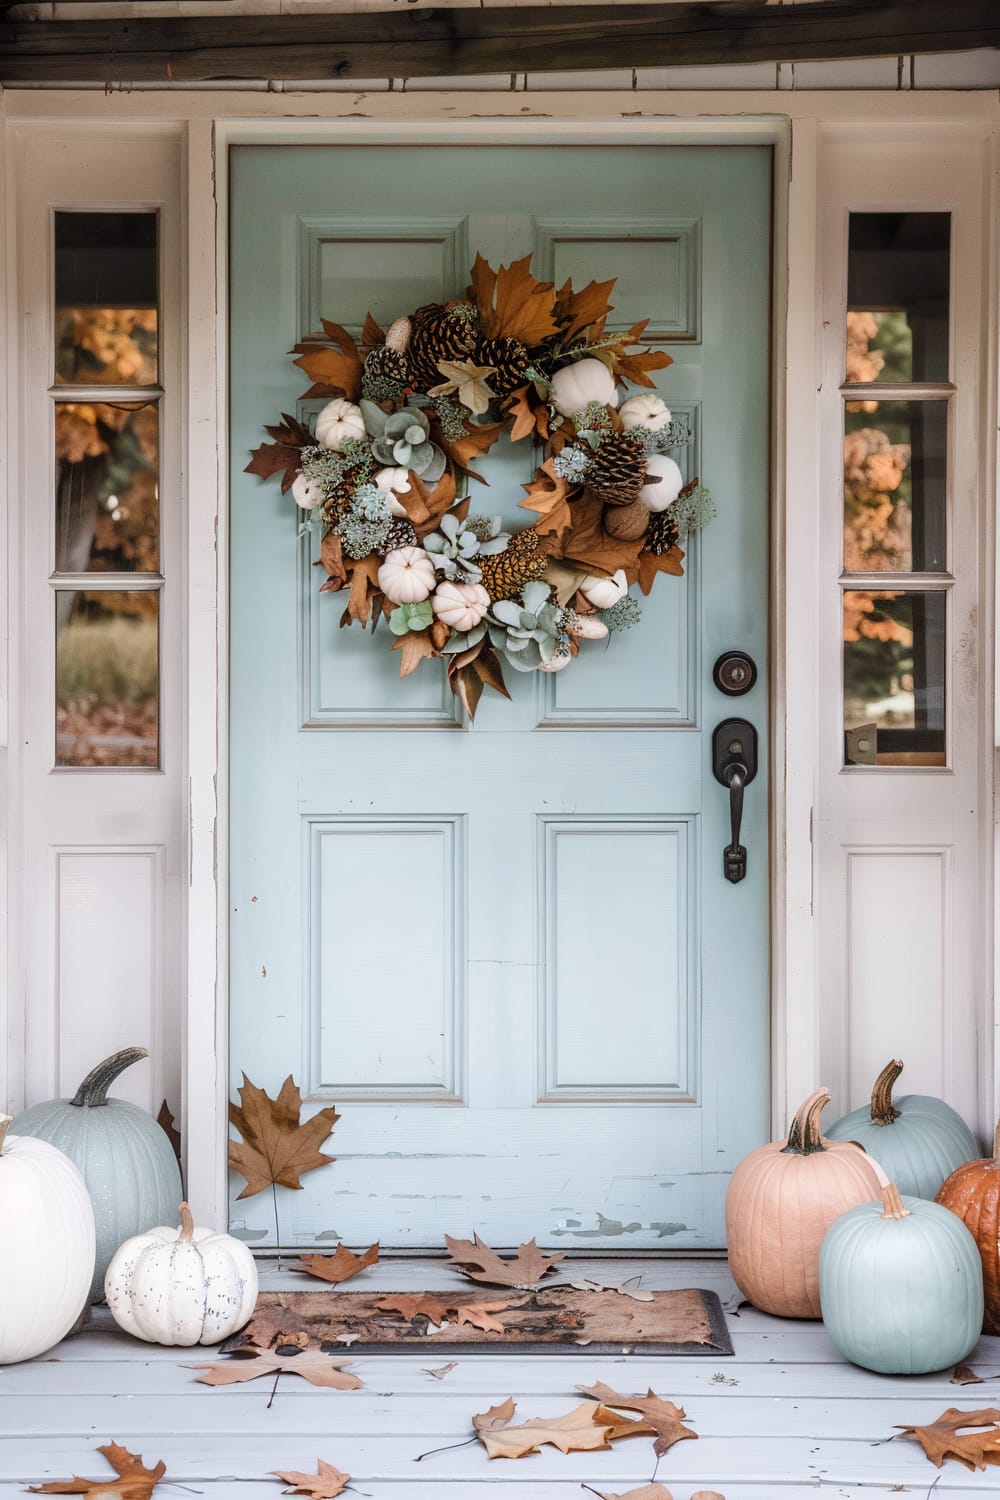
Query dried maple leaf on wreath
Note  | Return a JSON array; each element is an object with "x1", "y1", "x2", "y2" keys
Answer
[
  {"x1": 392, "y1": 628, "x2": 437, "y2": 679},
  {"x1": 292, "y1": 1242, "x2": 380, "y2": 1285},
  {"x1": 560, "y1": 488, "x2": 646, "y2": 578},
  {"x1": 504, "y1": 384, "x2": 549, "y2": 445},
  {"x1": 29, "y1": 1441, "x2": 165, "y2": 1500},
  {"x1": 444, "y1": 1232, "x2": 564, "y2": 1288},
  {"x1": 436, "y1": 418, "x2": 507, "y2": 484},
  {"x1": 245, "y1": 412, "x2": 313, "y2": 493},
  {"x1": 228, "y1": 1074, "x2": 340, "y2": 1200},
  {"x1": 637, "y1": 543, "x2": 685, "y2": 596},
  {"x1": 376, "y1": 1293, "x2": 518, "y2": 1334},
  {"x1": 473, "y1": 1398, "x2": 653, "y2": 1460},
  {"x1": 188, "y1": 1345, "x2": 363, "y2": 1391},
  {"x1": 578, "y1": 1381, "x2": 699, "y2": 1457},
  {"x1": 270, "y1": 1459, "x2": 351, "y2": 1499},
  {"x1": 469, "y1": 252, "x2": 560, "y2": 348},
  {"x1": 292, "y1": 320, "x2": 363, "y2": 404},
  {"x1": 894, "y1": 1406, "x2": 1000, "y2": 1470},
  {"x1": 553, "y1": 274, "x2": 617, "y2": 345},
  {"x1": 519, "y1": 458, "x2": 575, "y2": 545}
]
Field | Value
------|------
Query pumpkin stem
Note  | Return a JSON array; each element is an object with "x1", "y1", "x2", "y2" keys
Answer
[
  {"x1": 782, "y1": 1088, "x2": 832, "y2": 1154},
  {"x1": 178, "y1": 1202, "x2": 195, "y2": 1243},
  {"x1": 70, "y1": 1047, "x2": 149, "y2": 1108},
  {"x1": 0, "y1": 1114, "x2": 11, "y2": 1155},
  {"x1": 870, "y1": 1059, "x2": 904, "y2": 1126},
  {"x1": 880, "y1": 1181, "x2": 911, "y2": 1220}
]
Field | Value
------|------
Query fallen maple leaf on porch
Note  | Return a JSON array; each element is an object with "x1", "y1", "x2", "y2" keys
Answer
[
  {"x1": 187, "y1": 1345, "x2": 362, "y2": 1391},
  {"x1": 578, "y1": 1381, "x2": 698, "y2": 1457},
  {"x1": 270, "y1": 1460, "x2": 351, "y2": 1498},
  {"x1": 227, "y1": 1074, "x2": 340, "y2": 1200},
  {"x1": 894, "y1": 1407, "x2": 1000, "y2": 1469},
  {"x1": 444, "y1": 1232, "x2": 564, "y2": 1287},
  {"x1": 376, "y1": 1293, "x2": 517, "y2": 1333},
  {"x1": 292, "y1": 1243, "x2": 379, "y2": 1285},
  {"x1": 472, "y1": 1398, "x2": 652, "y2": 1459},
  {"x1": 28, "y1": 1441, "x2": 165, "y2": 1499}
]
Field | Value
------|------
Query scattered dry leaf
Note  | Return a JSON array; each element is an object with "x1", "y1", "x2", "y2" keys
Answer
[
  {"x1": 952, "y1": 1365, "x2": 985, "y2": 1386},
  {"x1": 292, "y1": 1243, "x2": 379, "y2": 1285},
  {"x1": 895, "y1": 1407, "x2": 1000, "y2": 1469},
  {"x1": 29, "y1": 1442, "x2": 165, "y2": 1499},
  {"x1": 228, "y1": 1074, "x2": 340, "y2": 1200},
  {"x1": 585, "y1": 1487, "x2": 677, "y2": 1500},
  {"x1": 188, "y1": 1345, "x2": 362, "y2": 1391},
  {"x1": 270, "y1": 1460, "x2": 351, "y2": 1499},
  {"x1": 376, "y1": 1293, "x2": 516, "y2": 1334},
  {"x1": 473, "y1": 1399, "x2": 649, "y2": 1460},
  {"x1": 578, "y1": 1381, "x2": 698, "y2": 1457},
  {"x1": 444, "y1": 1233, "x2": 564, "y2": 1288},
  {"x1": 424, "y1": 1361, "x2": 458, "y2": 1380},
  {"x1": 571, "y1": 1277, "x2": 653, "y2": 1302}
]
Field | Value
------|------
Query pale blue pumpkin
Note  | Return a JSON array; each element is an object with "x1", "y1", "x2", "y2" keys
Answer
[
  {"x1": 819, "y1": 1182, "x2": 984, "y2": 1374},
  {"x1": 14, "y1": 1048, "x2": 182, "y2": 1303},
  {"x1": 825, "y1": 1059, "x2": 979, "y2": 1200}
]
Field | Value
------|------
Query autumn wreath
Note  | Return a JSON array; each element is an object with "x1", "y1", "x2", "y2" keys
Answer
[{"x1": 247, "y1": 255, "x2": 714, "y2": 716}]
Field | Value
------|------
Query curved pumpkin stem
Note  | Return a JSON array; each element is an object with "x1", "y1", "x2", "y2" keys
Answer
[
  {"x1": 70, "y1": 1047, "x2": 149, "y2": 1108},
  {"x1": 880, "y1": 1181, "x2": 911, "y2": 1220},
  {"x1": 869, "y1": 1059, "x2": 904, "y2": 1126},
  {"x1": 782, "y1": 1088, "x2": 831, "y2": 1155},
  {"x1": 0, "y1": 1114, "x2": 11, "y2": 1155},
  {"x1": 178, "y1": 1202, "x2": 195, "y2": 1243}
]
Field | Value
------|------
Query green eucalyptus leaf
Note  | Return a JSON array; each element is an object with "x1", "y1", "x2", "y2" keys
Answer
[
  {"x1": 389, "y1": 607, "x2": 411, "y2": 636},
  {"x1": 360, "y1": 399, "x2": 388, "y2": 437}
]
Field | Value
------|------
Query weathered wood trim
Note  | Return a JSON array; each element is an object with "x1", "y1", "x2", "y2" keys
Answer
[{"x1": 1, "y1": 0, "x2": 997, "y2": 85}]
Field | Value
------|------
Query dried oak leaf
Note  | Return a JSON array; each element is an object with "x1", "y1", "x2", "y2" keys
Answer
[
  {"x1": 469, "y1": 253, "x2": 560, "y2": 347},
  {"x1": 292, "y1": 321, "x2": 363, "y2": 404},
  {"x1": 392, "y1": 629, "x2": 436, "y2": 678},
  {"x1": 292, "y1": 1242, "x2": 380, "y2": 1285},
  {"x1": 344, "y1": 554, "x2": 382, "y2": 625},
  {"x1": 188, "y1": 1345, "x2": 362, "y2": 1391},
  {"x1": 246, "y1": 413, "x2": 313, "y2": 493},
  {"x1": 436, "y1": 419, "x2": 507, "y2": 484},
  {"x1": 227, "y1": 1074, "x2": 340, "y2": 1200},
  {"x1": 894, "y1": 1407, "x2": 1000, "y2": 1470},
  {"x1": 376, "y1": 1293, "x2": 517, "y2": 1333},
  {"x1": 519, "y1": 458, "x2": 575, "y2": 545},
  {"x1": 475, "y1": 1399, "x2": 652, "y2": 1459},
  {"x1": 29, "y1": 1441, "x2": 166, "y2": 1500},
  {"x1": 600, "y1": 319, "x2": 673, "y2": 389},
  {"x1": 561, "y1": 488, "x2": 645, "y2": 577},
  {"x1": 270, "y1": 1460, "x2": 351, "y2": 1499},
  {"x1": 505, "y1": 384, "x2": 549, "y2": 444},
  {"x1": 554, "y1": 274, "x2": 617, "y2": 344},
  {"x1": 444, "y1": 1232, "x2": 564, "y2": 1288},
  {"x1": 578, "y1": 1381, "x2": 698, "y2": 1457},
  {"x1": 637, "y1": 543, "x2": 685, "y2": 595}
]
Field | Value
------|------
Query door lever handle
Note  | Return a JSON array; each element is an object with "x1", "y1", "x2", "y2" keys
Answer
[{"x1": 712, "y1": 718, "x2": 758, "y2": 885}]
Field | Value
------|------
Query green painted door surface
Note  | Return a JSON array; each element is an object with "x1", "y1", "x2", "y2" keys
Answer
[{"x1": 230, "y1": 145, "x2": 771, "y2": 1249}]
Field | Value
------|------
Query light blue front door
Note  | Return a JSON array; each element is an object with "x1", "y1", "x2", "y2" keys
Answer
[{"x1": 230, "y1": 144, "x2": 771, "y2": 1249}]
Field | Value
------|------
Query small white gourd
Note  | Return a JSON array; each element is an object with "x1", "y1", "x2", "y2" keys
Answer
[
  {"x1": 315, "y1": 398, "x2": 366, "y2": 452},
  {"x1": 291, "y1": 473, "x2": 325, "y2": 509},
  {"x1": 377, "y1": 546, "x2": 438, "y2": 605},
  {"x1": 578, "y1": 568, "x2": 628, "y2": 610},
  {"x1": 549, "y1": 358, "x2": 618, "y2": 417},
  {"x1": 566, "y1": 613, "x2": 609, "y2": 640},
  {"x1": 431, "y1": 581, "x2": 491, "y2": 632},
  {"x1": 375, "y1": 466, "x2": 412, "y2": 518},
  {"x1": 620, "y1": 394, "x2": 672, "y2": 432},
  {"x1": 105, "y1": 1202, "x2": 258, "y2": 1347},
  {"x1": 537, "y1": 643, "x2": 573, "y2": 673},
  {"x1": 638, "y1": 454, "x2": 684, "y2": 513}
]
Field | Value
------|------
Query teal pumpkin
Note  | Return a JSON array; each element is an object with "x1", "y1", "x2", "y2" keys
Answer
[
  {"x1": 14, "y1": 1048, "x2": 182, "y2": 1303},
  {"x1": 819, "y1": 1180, "x2": 984, "y2": 1374},
  {"x1": 825, "y1": 1059, "x2": 979, "y2": 1200}
]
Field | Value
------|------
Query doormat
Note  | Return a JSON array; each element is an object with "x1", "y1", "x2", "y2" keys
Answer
[{"x1": 241, "y1": 1287, "x2": 733, "y2": 1357}]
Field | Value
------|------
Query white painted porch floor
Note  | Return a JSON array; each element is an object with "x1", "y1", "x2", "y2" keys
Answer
[{"x1": 4, "y1": 1255, "x2": 1000, "y2": 1497}]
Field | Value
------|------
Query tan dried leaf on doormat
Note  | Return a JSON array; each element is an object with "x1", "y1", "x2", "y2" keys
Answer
[
  {"x1": 444, "y1": 1232, "x2": 564, "y2": 1288},
  {"x1": 292, "y1": 1242, "x2": 380, "y2": 1285},
  {"x1": 472, "y1": 1398, "x2": 646, "y2": 1460},
  {"x1": 28, "y1": 1441, "x2": 166, "y2": 1499},
  {"x1": 227, "y1": 1073, "x2": 340, "y2": 1200},
  {"x1": 577, "y1": 1381, "x2": 698, "y2": 1457},
  {"x1": 376, "y1": 1293, "x2": 517, "y2": 1333},
  {"x1": 187, "y1": 1345, "x2": 362, "y2": 1391},
  {"x1": 894, "y1": 1407, "x2": 1000, "y2": 1469},
  {"x1": 270, "y1": 1459, "x2": 351, "y2": 1498}
]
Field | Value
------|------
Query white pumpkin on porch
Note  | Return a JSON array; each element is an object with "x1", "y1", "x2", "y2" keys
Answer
[{"x1": 105, "y1": 1202, "x2": 257, "y2": 1347}]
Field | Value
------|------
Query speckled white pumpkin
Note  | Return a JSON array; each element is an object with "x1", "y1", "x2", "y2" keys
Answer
[
  {"x1": 315, "y1": 397, "x2": 366, "y2": 451},
  {"x1": 291, "y1": 473, "x2": 325, "y2": 509},
  {"x1": 578, "y1": 569, "x2": 628, "y2": 610},
  {"x1": 619, "y1": 393, "x2": 671, "y2": 432},
  {"x1": 638, "y1": 455, "x2": 684, "y2": 512},
  {"x1": 105, "y1": 1203, "x2": 258, "y2": 1347},
  {"x1": 549, "y1": 358, "x2": 618, "y2": 417}
]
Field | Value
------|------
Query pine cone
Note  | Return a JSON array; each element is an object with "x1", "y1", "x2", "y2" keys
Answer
[
  {"x1": 377, "y1": 517, "x2": 417, "y2": 556},
  {"x1": 408, "y1": 301, "x2": 480, "y2": 392},
  {"x1": 478, "y1": 528, "x2": 549, "y2": 601},
  {"x1": 478, "y1": 336, "x2": 529, "y2": 398},
  {"x1": 604, "y1": 500, "x2": 649, "y2": 541},
  {"x1": 646, "y1": 509, "x2": 680, "y2": 555},
  {"x1": 586, "y1": 432, "x2": 648, "y2": 507},
  {"x1": 364, "y1": 345, "x2": 409, "y2": 387}
]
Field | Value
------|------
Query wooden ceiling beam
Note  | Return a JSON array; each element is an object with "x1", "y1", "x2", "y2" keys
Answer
[{"x1": 1, "y1": 0, "x2": 997, "y2": 86}]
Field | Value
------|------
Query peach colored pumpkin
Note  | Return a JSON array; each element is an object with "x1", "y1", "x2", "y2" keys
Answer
[
  {"x1": 936, "y1": 1119, "x2": 1000, "y2": 1334},
  {"x1": 725, "y1": 1087, "x2": 885, "y2": 1319}
]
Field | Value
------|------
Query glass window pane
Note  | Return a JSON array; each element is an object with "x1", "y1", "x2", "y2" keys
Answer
[
  {"x1": 843, "y1": 400, "x2": 947, "y2": 573},
  {"x1": 845, "y1": 213, "x2": 950, "y2": 385},
  {"x1": 55, "y1": 211, "x2": 158, "y2": 386},
  {"x1": 56, "y1": 591, "x2": 159, "y2": 768},
  {"x1": 843, "y1": 590, "x2": 945, "y2": 767},
  {"x1": 55, "y1": 401, "x2": 159, "y2": 574}
]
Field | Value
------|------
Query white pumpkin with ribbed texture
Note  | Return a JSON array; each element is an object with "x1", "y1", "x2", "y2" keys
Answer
[
  {"x1": 638, "y1": 454, "x2": 684, "y2": 512},
  {"x1": 0, "y1": 1114, "x2": 95, "y2": 1364},
  {"x1": 549, "y1": 358, "x2": 618, "y2": 417},
  {"x1": 315, "y1": 397, "x2": 365, "y2": 451},
  {"x1": 578, "y1": 569, "x2": 628, "y2": 610},
  {"x1": 105, "y1": 1203, "x2": 258, "y2": 1347},
  {"x1": 377, "y1": 546, "x2": 437, "y2": 605},
  {"x1": 431, "y1": 581, "x2": 491, "y2": 632}
]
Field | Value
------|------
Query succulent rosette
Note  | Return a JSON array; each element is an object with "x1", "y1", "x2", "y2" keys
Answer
[{"x1": 245, "y1": 255, "x2": 716, "y2": 717}]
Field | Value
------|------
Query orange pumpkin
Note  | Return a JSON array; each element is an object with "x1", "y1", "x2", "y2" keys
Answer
[
  {"x1": 935, "y1": 1120, "x2": 1000, "y2": 1334},
  {"x1": 725, "y1": 1087, "x2": 885, "y2": 1319}
]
